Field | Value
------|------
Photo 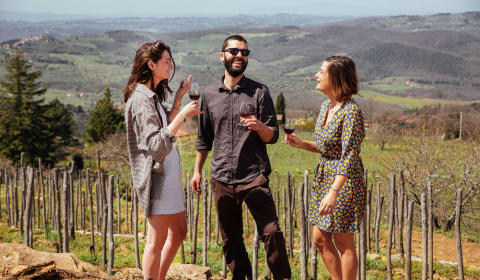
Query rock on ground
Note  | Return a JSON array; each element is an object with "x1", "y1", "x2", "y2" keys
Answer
[{"x1": 0, "y1": 243, "x2": 220, "y2": 279}]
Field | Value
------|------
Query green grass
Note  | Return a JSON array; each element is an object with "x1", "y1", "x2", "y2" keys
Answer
[
  {"x1": 285, "y1": 63, "x2": 323, "y2": 77},
  {"x1": 177, "y1": 34, "x2": 228, "y2": 54},
  {"x1": 357, "y1": 90, "x2": 471, "y2": 109},
  {"x1": 1, "y1": 134, "x2": 480, "y2": 278},
  {"x1": 46, "y1": 53, "x2": 130, "y2": 85},
  {"x1": 363, "y1": 76, "x2": 433, "y2": 93},
  {"x1": 178, "y1": 132, "x2": 396, "y2": 185},
  {"x1": 43, "y1": 88, "x2": 93, "y2": 107}
]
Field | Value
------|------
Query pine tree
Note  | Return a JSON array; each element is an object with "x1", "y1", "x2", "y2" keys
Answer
[
  {"x1": 275, "y1": 92, "x2": 286, "y2": 125},
  {"x1": 0, "y1": 51, "x2": 75, "y2": 164},
  {"x1": 85, "y1": 87, "x2": 124, "y2": 143},
  {"x1": 0, "y1": 52, "x2": 47, "y2": 164},
  {"x1": 43, "y1": 98, "x2": 76, "y2": 160}
]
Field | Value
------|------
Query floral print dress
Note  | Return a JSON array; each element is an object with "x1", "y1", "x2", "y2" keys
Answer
[{"x1": 308, "y1": 99, "x2": 366, "y2": 233}]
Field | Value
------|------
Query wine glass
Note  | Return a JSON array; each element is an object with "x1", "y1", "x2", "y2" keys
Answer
[
  {"x1": 239, "y1": 102, "x2": 255, "y2": 126},
  {"x1": 284, "y1": 118, "x2": 295, "y2": 134},
  {"x1": 189, "y1": 83, "x2": 200, "y2": 102}
]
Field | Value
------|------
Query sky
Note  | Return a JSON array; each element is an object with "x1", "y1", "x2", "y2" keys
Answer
[{"x1": 1, "y1": 0, "x2": 478, "y2": 18}]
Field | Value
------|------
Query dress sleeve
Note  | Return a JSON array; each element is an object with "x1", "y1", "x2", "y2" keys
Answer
[
  {"x1": 132, "y1": 100, "x2": 175, "y2": 163},
  {"x1": 336, "y1": 107, "x2": 365, "y2": 177}
]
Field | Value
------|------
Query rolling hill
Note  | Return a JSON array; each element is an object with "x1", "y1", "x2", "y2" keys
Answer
[
  {"x1": 0, "y1": 12, "x2": 479, "y2": 115},
  {"x1": 0, "y1": 14, "x2": 350, "y2": 42},
  {"x1": 337, "y1": 11, "x2": 480, "y2": 35}
]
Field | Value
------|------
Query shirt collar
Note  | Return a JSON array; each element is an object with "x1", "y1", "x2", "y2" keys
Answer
[
  {"x1": 135, "y1": 83, "x2": 155, "y2": 98},
  {"x1": 218, "y1": 75, "x2": 247, "y2": 93}
]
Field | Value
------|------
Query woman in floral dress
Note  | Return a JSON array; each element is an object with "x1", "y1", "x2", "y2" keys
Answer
[{"x1": 285, "y1": 56, "x2": 366, "y2": 280}]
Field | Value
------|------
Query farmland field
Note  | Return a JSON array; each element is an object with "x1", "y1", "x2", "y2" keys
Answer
[{"x1": 1, "y1": 133, "x2": 480, "y2": 279}]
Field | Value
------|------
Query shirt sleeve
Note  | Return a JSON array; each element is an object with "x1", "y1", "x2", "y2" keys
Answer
[
  {"x1": 336, "y1": 107, "x2": 365, "y2": 177},
  {"x1": 195, "y1": 92, "x2": 214, "y2": 151},
  {"x1": 132, "y1": 100, "x2": 175, "y2": 163},
  {"x1": 258, "y1": 86, "x2": 279, "y2": 144}
]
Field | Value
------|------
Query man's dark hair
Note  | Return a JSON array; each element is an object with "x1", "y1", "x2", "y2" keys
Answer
[{"x1": 222, "y1": 35, "x2": 248, "y2": 51}]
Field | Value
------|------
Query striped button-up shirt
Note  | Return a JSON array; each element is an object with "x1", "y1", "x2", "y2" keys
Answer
[{"x1": 125, "y1": 83, "x2": 176, "y2": 217}]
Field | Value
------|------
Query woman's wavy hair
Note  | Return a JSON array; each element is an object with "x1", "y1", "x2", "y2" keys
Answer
[
  {"x1": 123, "y1": 40, "x2": 175, "y2": 103},
  {"x1": 325, "y1": 56, "x2": 358, "y2": 103}
]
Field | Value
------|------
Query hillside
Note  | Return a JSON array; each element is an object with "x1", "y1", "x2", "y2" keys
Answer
[
  {"x1": 0, "y1": 12, "x2": 479, "y2": 114},
  {"x1": 0, "y1": 14, "x2": 349, "y2": 42},
  {"x1": 337, "y1": 11, "x2": 480, "y2": 35}
]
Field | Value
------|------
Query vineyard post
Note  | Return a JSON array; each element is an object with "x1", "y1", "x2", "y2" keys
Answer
[
  {"x1": 405, "y1": 200, "x2": 414, "y2": 280},
  {"x1": 455, "y1": 188, "x2": 464, "y2": 280},
  {"x1": 386, "y1": 174, "x2": 396, "y2": 280},
  {"x1": 62, "y1": 171, "x2": 69, "y2": 253}
]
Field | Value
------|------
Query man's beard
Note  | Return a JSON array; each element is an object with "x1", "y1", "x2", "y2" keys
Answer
[{"x1": 224, "y1": 57, "x2": 248, "y2": 77}]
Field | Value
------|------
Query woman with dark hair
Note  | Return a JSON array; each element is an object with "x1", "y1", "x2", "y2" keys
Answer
[
  {"x1": 285, "y1": 56, "x2": 365, "y2": 280},
  {"x1": 124, "y1": 40, "x2": 201, "y2": 280}
]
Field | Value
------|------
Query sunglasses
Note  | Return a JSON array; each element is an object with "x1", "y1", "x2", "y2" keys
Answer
[{"x1": 223, "y1": 48, "x2": 251, "y2": 57}]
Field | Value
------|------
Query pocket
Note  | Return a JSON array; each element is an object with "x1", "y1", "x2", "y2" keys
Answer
[{"x1": 210, "y1": 178, "x2": 220, "y2": 193}]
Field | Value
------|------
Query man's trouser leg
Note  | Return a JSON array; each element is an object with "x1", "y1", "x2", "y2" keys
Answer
[
  {"x1": 211, "y1": 179, "x2": 252, "y2": 280},
  {"x1": 244, "y1": 177, "x2": 291, "y2": 280}
]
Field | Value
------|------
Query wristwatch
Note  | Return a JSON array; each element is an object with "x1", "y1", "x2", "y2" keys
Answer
[{"x1": 331, "y1": 187, "x2": 340, "y2": 194}]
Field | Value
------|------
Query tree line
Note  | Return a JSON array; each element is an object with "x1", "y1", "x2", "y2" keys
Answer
[
  {"x1": 0, "y1": 52, "x2": 124, "y2": 165},
  {"x1": 0, "y1": 51, "x2": 293, "y2": 166}
]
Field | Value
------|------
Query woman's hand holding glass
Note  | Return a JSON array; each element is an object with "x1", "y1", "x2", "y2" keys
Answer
[
  {"x1": 284, "y1": 133, "x2": 303, "y2": 148},
  {"x1": 180, "y1": 101, "x2": 202, "y2": 119}
]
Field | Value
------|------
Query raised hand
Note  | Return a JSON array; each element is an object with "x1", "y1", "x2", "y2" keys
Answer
[{"x1": 174, "y1": 74, "x2": 192, "y2": 100}]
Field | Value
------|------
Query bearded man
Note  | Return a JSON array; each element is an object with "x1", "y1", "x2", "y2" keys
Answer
[{"x1": 191, "y1": 35, "x2": 291, "y2": 280}]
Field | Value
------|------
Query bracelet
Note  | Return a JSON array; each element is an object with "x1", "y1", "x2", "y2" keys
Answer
[{"x1": 330, "y1": 187, "x2": 340, "y2": 194}]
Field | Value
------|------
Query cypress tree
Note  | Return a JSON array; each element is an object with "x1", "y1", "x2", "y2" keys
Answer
[
  {"x1": 275, "y1": 92, "x2": 286, "y2": 125},
  {"x1": 85, "y1": 87, "x2": 124, "y2": 143}
]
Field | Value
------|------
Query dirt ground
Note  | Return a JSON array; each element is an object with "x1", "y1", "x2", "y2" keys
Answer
[{"x1": 379, "y1": 229, "x2": 480, "y2": 270}]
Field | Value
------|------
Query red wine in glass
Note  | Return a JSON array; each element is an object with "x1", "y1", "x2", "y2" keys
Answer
[
  {"x1": 239, "y1": 102, "x2": 255, "y2": 126},
  {"x1": 189, "y1": 93, "x2": 200, "y2": 101},
  {"x1": 189, "y1": 83, "x2": 200, "y2": 101},
  {"x1": 284, "y1": 127, "x2": 295, "y2": 134},
  {"x1": 240, "y1": 111, "x2": 251, "y2": 118}
]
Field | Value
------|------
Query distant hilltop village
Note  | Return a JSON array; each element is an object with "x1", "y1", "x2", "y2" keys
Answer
[{"x1": 1, "y1": 33, "x2": 53, "y2": 49}]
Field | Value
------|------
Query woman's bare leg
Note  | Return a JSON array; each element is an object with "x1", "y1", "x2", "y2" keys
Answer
[
  {"x1": 312, "y1": 226, "x2": 342, "y2": 280},
  {"x1": 158, "y1": 212, "x2": 187, "y2": 279},
  {"x1": 143, "y1": 214, "x2": 168, "y2": 280},
  {"x1": 333, "y1": 232, "x2": 358, "y2": 280},
  {"x1": 142, "y1": 212, "x2": 186, "y2": 280}
]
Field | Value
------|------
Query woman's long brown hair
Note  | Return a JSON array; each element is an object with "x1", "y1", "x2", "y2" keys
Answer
[{"x1": 123, "y1": 40, "x2": 175, "y2": 103}]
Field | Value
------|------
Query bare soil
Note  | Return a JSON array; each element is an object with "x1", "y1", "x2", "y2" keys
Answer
[{"x1": 378, "y1": 229, "x2": 480, "y2": 269}]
